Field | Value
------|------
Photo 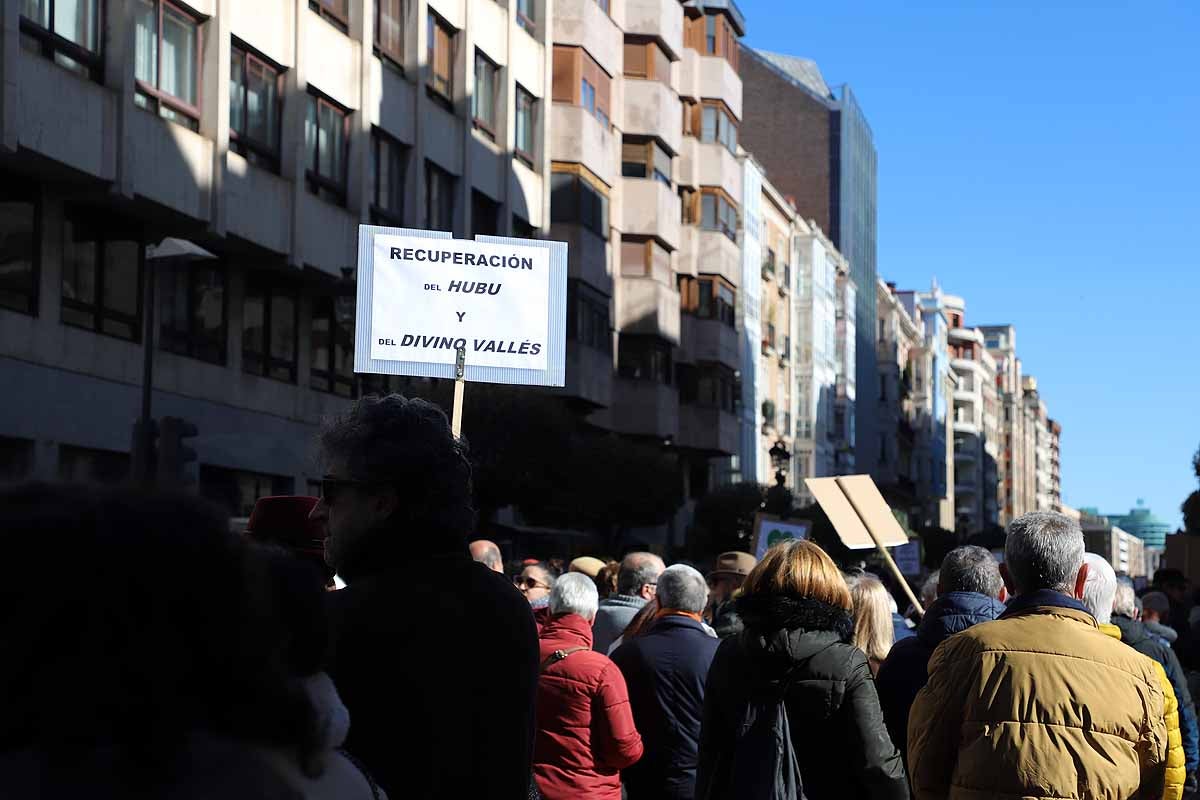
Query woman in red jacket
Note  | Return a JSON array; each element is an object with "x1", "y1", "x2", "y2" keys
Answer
[{"x1": 534, "y1": 573, "x2": 644, "y2": 800}]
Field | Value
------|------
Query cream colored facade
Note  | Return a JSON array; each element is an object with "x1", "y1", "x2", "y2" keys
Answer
[
  {"x1": 875, "y1": 278, "x2": 923, "y2": 510},
  {"x1": 756, "y1": 179, "x2": 796, "y2": 486},
  {"x1": 945, "y1": 294, "x2": 999, "y2": 533},
  {"x1": 0, "y1": 0, "x2": 550, "y2": 506}
]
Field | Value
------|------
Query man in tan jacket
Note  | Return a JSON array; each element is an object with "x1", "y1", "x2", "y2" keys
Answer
[{"x1": 908, "y1": 511, "x2": 1171, "y2": 800}]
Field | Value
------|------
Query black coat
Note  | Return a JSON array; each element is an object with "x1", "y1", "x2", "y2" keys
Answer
[
  {"x1": 611, "y1": 615, "x2": 721, "y2": 800},
  {"x1": 875, "y1": 591, "x2": 1005, "y2": 761},
  {"x1": 327, "y1": 540, "x2": 539, "y2": 799},
  {"x1": 696, "y1": 595, "x2": 908, "y2": 800}
]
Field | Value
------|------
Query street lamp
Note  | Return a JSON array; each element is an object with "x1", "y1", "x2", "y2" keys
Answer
[
  {"x1": 768, "y1": 439, "x2": 790, "y2": 487},
  {"x1": 765, "y1": 438, "x2": 792, "y2": 517}
]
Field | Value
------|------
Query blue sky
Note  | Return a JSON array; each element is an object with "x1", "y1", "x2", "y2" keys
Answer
[{"x1": 739, "y1": 0, "x2": 1200, "y2": 528}]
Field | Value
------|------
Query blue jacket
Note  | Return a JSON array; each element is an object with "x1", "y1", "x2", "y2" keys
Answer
[
  {"x1": 876, "y1": 591, "x2": 1005, "y2": 761},
  {"x1": 611, "y1": 615, "x2": 720, "y2": 800},
  {"x1": 893, "y1": 612, "x2": 915, "y2": 643}
]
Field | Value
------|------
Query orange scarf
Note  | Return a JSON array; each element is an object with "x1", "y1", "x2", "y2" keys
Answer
[{"x1": 655, "y1": 609, "x2": 703, "y2": 623}]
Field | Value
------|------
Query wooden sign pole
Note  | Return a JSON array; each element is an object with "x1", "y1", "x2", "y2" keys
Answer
[
  {"x1": 864, "y1": 525, "x2": 924, "y2": 617},
  {"x1": 451, "y1": 345, "x2": 466, "y2": 439}
]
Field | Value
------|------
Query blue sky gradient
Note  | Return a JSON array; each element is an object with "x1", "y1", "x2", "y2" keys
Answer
[{"x1": 738, "y1": 0, "x2": 1200, "y2": 528}]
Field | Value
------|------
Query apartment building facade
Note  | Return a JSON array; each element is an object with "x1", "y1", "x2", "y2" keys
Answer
[
  {"x1": 792, "y1": 222, "x2": 841, "y2": 506},
  {"x1": 833, "y1": 265, "x2": 856, "y2": 476},
  {"x1": 944, "y1": 294, "x2": 999, "y2": 533},
  {"x1": 0, "y1": 0, "x2": 553, "y2": 514},
  {"x1": 755, "y1": 176, "x2": 797, "y2": 487},
  {"x1": 875, "y1": 278, "x2": 922, "y2": 514},
  {"x1": 738, "y1": 47, "x2": 879, "y2": 476}
]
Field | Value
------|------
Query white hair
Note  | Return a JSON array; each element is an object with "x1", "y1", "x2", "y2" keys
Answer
[
  {"x1": 1081, "y1": 553, "x2": 1118, "y2": 625},
  {"x1": 550, "y1": 572, "x2": 599, "y2": 620},
  {"x1": 1005, "y1": 512, "x2": 1085, "y2": 595},
  {"x1": 1113, "y1": 583, "x2": 1138, "y2": 619},
  {"x1": 657, "y1": 564, "x2": 708, "y2": 614}
]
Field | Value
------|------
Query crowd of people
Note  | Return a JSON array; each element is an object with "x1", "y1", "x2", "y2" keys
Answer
[{"x1": 4, "y1": 392, "x2": 1200, "y2": 800}]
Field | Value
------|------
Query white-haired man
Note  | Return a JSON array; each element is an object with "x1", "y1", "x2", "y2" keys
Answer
[
  {"x1": 611, "y1": 565, "x2": 721, "y2": 800},
  {"x1": 908, "y1": 512, "x2": 1174, "y2": 800},
  {"x1": 533, "y1": 573, "x2": 643, "y2": 800}
]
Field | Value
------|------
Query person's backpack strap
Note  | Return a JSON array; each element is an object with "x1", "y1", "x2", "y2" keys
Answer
[{"x1": 540, "y1": 646, "x2": 588, "y2": 674}]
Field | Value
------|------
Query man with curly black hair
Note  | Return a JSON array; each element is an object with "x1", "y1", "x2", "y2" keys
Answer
[{"x1": 312, "y1": 394, "x2": 539, "y2": 799}]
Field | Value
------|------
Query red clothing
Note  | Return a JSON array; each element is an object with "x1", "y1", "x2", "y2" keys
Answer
[{"x1": 533, "y1": 613, "x2": 643, "y2": 800}]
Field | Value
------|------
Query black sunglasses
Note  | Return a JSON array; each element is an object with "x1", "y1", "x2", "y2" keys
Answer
[{"x1": 320, "y1": 476, "x2": 381, "y2": 506}]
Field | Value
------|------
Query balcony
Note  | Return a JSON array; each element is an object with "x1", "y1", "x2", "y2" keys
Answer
[
  {"x1": 680, "y1": 316, "x2": 739, "y2": 368},
  {"x1": 559, "y1": 341, "x2": 614, "y2": 409},
  {"x1": 951, "y1": 357, "x2": 986, "y2": 375},
  {"x1": 953, "y1": 419, "x2": 980, "y2": 436},
  {"x1": 554, "y1": 0, "x2": 623, "y2": 78},
  {"x1": 678, "y1": 49, "x2": 743, "y2": 119},
  {"x1": 953, "y1": 388, "x2": 979, "y2": 405},
  {"x1": 622, "y1": 178, "x2": 682, "y2": 250},
  {"x1": 225, "y1": 152, "x2": 292, "y2": 255},
  {"x1": 610, "y1": 379, "x2": 679, "y2": 439},
  {"x1": 15, "y1": 48, "x2": 116, "y2": 179},
  {"x1": 696, "y1": 142, "x2": 742, "y2": 203},
  {"x1": 616, "y1": 278, "x2": 681, "y2": 345},
  {"x1": 688, "y1": 230, "x2": 741, "y2": 287},
  {"x1": 955, "y1": 482, "x2": 978, "y2": 496},
  {"x1": 949, "y1": 327, "x2": 985, "y2": 346},
  {"x1": 679, "y1": 405, "x2": 739, "y2": 455},
  {"x1": 623, "y1": 0, "x2": 685, "y2": 60},
  {"x1": 551, "y1": 104, "x2": 617, "y2": 188},
  {"x1": 624, "y1": 79, "x2": 684, "y2": 156},
  {"x1": 550, "y1": 224, "x2": 612, "y2": 297}
]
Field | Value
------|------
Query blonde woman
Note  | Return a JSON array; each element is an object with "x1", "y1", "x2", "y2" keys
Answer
[
  {"x1": 848, "y1": 574, "x2": 895, "y2": 677},
  {"x1": 696, "y1": 541, "x2": 907, "y2": 800}
]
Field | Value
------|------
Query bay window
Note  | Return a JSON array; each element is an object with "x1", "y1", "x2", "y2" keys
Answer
[
  {"x1": 304, "y1": 90, "x2": 350, "y2": 205},
  {"x1": 19, "y1": 0, "x2": 102, "y2": 80},
  {"x1": 700, "y1": 190, "x2": 738, "y2": 241},
  {"x1": 230, "y1": 42, "x2": 283, "y2": 171},
  {"x1": 515, "y1": 86, "x2": 536, "y2": 166},
  {"x1": 472, "y1": 50, "x2": 498, "y2": 138},
  {"x1": 427, "y1": 12, "x2": 455, "y2": 104},
  {"x1": 701, "y1": 102, "x2": 738, "y2": 154},
  {"x1": 375, "y1": 0, "x2": 404, "y2": 66},
  {"x1": 134, "y1": 0, "x2": 202, "y2": 131}
]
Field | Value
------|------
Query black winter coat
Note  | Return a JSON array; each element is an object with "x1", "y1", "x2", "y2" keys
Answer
[
  {"x1": 696, "y1": 595, "x2": 908, "y2": 800},
  {"x1": 611, "y1": 615, "x2": 721, "y2": 800},
  {"x1": 327, "y1": 537, "x2": 539, "y2": 799},
  {"x1": 875, "y1": 591, "x2": 1005, "y2": 761}
]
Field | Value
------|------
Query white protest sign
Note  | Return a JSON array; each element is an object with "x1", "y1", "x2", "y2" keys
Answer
[{"x1": 353, "y1": 226, "x2": 567, "y2": 387}]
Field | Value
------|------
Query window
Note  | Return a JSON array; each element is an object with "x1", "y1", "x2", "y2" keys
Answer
[
  {"x1": 701, "y1": 103, "x2": 738, "y2": 154},
  {"x1": 61, "y1": 213, "x2": 142, "y2": 341},
  {"x1": 0, "y1": 182, "x2": 39, "y2": 316},
  {"x1": 230, "y1": 42, "x2": 283, "y2": 171},
  {"x1": 425, "y1": 161, "x2": 456, "y2": 232},
  {"x1": 679, "y1": 364, "x2": 737, "y2": 414},
  {"x1": 516, "y1": 0, "x2": 535, "y2": 33},
  {"x1": 551, "y1": 169, "x2": 608, "y2": 239},
  {"x1": 680, "y1": 275, "x2": 735, "y2": 328},
  {"x1": 304, "y1": 91, "x2": 350, "y2": 205},
  {"x1": 309, "y1": 0, "x2": 348, "y2": 31},
  {"x1": 371, "y1": 129, "x2": 408, "y2": 226},
  {"x1": 134, "y1": 0, "x2": 201, "y2": 131},
  {"x1": 705, "y1": 15, "x2": 716, "y2": 53},
  {"x1": 621, "y1": 237, "x2": 670, "y2": 282},
  {"x1": 623, "y1": 38, "x2": 670, "y2": 86},
  {"x1": 200, "y1": 465, "x2": 295, "y2": 518},
  {"x1": 618, "y1": 336, "x2": 671, "y2": 384},
  {"x1": 59, "y1": 445, "x2": 131, "y2": 485},
  {"x1": 515, "y1": 86, "x2": 536, "y2": 166},
  {"x1": 159, "y1": 262, "x2": 225, "y2": 364},
  {"x1": 594, "y1": 0, "x2": 609, "y2": 12},
  {"x1": 242, "y1": 276, "x2": 297, "y2": 382},
  {"x1": 427, "y1": 12, "x2": 455, "y2": 104},
  {"x1": 19, "y1": 0, "x2": 103, "y2": 80},
  {"x1": 472, "y1": 50, "x2": 498, "y2": 138},
  {"x1": 621, "y1": 137, "x2": 671, "y2": 185},
  {"x1": 567, "y1": 280, "x2": 611, "y2": 353},
  {"x1": 686, "y1": 12, "x2": 738, "y2": 69},
  {"x1": 700, "y1": 190, "x2": 738, "y2": 241},
  {"x1": 471, "y1": 191, "x2": 499, "y2": 237},
  {"x1": 310, "y1": 293, "x2": 355, "y2": 396},
  {"x1": 552, "y1": 46, "x2": 610, "y2": 127},
  {"x1": 375, "y1": 0, "x2": 404, "y2": 66}
]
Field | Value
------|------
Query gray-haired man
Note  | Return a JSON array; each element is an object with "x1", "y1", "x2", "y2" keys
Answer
[
  {"x1": 611, "y1": 565, "x2": 720, "y2": 800},
  {"x1": 592, "y1": 552, "x2": 665, "y2": 654},
  {"x1": 876, "y1": 545, "x2": 1006, "y2": 762},
  {"x1": 908, "y1": 512, "x2": 1173, "y2": 800}
]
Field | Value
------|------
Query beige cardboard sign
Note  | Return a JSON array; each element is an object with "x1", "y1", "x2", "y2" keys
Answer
[{"x1": 804, "y1": 475, "x2": 909, "y2": 550}]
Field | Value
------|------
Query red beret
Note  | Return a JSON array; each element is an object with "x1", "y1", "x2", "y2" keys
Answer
[{"x1": 245, "y1": 496, "x2": 325, "y2": 556}]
